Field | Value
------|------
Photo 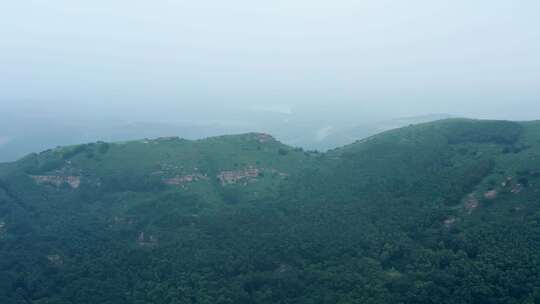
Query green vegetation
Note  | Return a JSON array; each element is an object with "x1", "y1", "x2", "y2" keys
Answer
[{"x1": 1, "y1": 120, "x2": 540, "y2": 303}]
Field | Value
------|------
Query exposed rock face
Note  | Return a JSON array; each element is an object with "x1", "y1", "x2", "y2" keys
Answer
[
  {"x1": 65, "y1": 176, "x2": 81, "y2": 188},
  {"x1": 30, "y1": 175, "x2": 81, "y2": 189},
  {"x1": 464, "y1": 194, "x2": 479, "y2": 213},
  {"x1": 443, "y1": 217, "x2": 456, "y2": 227},
  {"x1": 47, "y1": 254, "x2": 63, "y2": 265},
  {"x1": 484, "y1": 190, "x2": 498, "y2": 200},
  {"x1": 218, "y1": 167, "x2": 260, "y2": 185},
  {"x1": 163, "y1": 174, "x2": 207, "y2": 186},
  {"x1": 255, "y1": 133, "x2": 274, "y2": 143},
  {"x1": 0, "y1": 221, "x2": 5, "y2": 238}
]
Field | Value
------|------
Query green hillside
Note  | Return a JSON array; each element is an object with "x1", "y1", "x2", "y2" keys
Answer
[{"x1": 1, "y1": 119, "x2": 540, "y2": 304}]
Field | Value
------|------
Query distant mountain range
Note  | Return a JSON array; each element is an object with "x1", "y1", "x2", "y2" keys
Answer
[{"x1": 0, "y1": 112, "x2": 453, "y2": 162}]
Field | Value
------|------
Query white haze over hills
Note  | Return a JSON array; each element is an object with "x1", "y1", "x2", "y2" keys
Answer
[
  {"x1": 0, "y1": 102, "x2": 452, "y2": 162},
  {"x1": 0, "y1": 96, "x2": 537, "y2": 162},
  {"x1": 1, "y1": 0, "x2": 539, "y2": 160},
  {"x1": 0, "y1": 97, "x2": 536, "y2": 162}
]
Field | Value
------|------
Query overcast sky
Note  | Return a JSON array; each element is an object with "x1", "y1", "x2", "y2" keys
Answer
[{"x1": 1, "y1": 0, "x2": 539, "y2": 123}]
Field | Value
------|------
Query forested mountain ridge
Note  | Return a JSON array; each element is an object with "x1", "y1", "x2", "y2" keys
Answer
[{"x1": 2, "y1": 119, "x2": 540, "y2": 304}]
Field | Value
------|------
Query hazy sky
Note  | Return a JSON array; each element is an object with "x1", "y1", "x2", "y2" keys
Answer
[{"x1": 1, "y1": 0, "x2": 540, "y2": 122}]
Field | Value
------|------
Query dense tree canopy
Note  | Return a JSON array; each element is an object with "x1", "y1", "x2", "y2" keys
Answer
[{"x1": 1, "y1": 120, "x2": 540, "y2": 303}]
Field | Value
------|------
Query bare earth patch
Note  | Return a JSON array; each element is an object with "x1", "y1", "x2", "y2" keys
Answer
[
  {"x1": 31, "y1": 175, "x2": 81, "y2": 189},
  {"x1": 443, "y1": 217, "x2": 456, "y2": 227},
  {"x1": 254, "y1": 133, "x2": 275, "y2": 143},
  {"x1": 484, "y1": 190, "x2": 498, "y2": 200},
  {"x1": 163, "y1": 173, "x2": 207, "y2": 186},
  {"x1": 47, "y1": 254, "x2": 64, "y2": 266},
  {"x1": 218, "y1": 167, "x2": 260, "y2": 185},
  {"x1": 464, "y1": 194, "x2": 479, "y2": 213},
  {"x1": 0, "y1": 221, "x2": 5, "y2": 238}
]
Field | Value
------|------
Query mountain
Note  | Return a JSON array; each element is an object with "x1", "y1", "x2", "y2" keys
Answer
[
  {"x1": 1, "y1": 119, "x2": 540, "y2": 303},
  {"x1": 311, "y1": 114, "x2": 455, "y2": 151},
  {"x1": 0, "y1": 104, "x2": 454, "y2": 162},
  {"x1": 0, "y1": 120, "x2": 255, "y2": 163}
]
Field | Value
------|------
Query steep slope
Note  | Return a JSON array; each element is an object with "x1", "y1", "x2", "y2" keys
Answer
[{"x1": 1, "y1": 120, "x2": 540, "y2": 304}]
